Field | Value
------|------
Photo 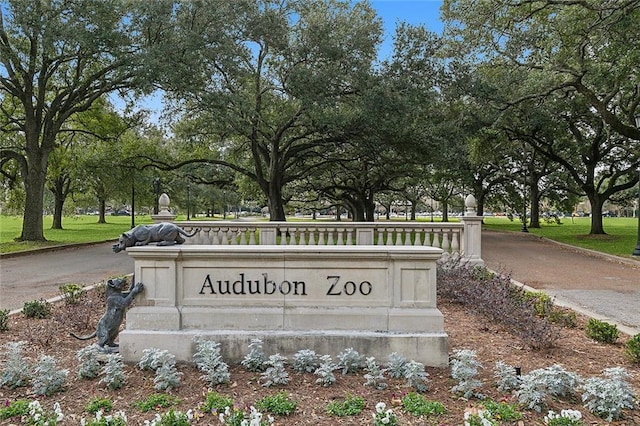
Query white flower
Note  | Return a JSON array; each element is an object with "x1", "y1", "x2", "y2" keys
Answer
[{"x1": 375, "y1": 402, "x2": 386, "y2": 413}]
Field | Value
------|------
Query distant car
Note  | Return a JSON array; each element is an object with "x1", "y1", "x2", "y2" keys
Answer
[{"x1": 112, "y1": 210, "x2": 131, "y2": 216}]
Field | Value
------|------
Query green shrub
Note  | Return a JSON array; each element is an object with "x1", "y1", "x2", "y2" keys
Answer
[
  {"x1": 624, "y1": 334, "x2": 640, "y2": 363},
  {"x1": 0, "y1": 308, "x2": 9, "y2": 331},
  {"x1": 548, "y1": 307, "x2": 577, "y2": 328},
  {"x1": 200, "y1": 391, "x2": 234, "y2": 414},
  {"x1": 134, "y1": 393, "x2": 179, "y2": 412},
  {"x1": 22, "y1": 299, "x2": 52, "y2": 319},
  {"x1": 255, "y1": 391, "x2": 298, "y2": 416},
  {"x1": 0, "y1": 398, "x2": 30, "y2": 420},
  {"x1": 401, "y1": 392, "x2": 445, "y2": 416},
  {"x1": 523, "y1": 291, "x2": 553, "y2": 317},
  {"x1": 325, "y1": 393, "x2": 366, "y2": 417},
  {"x1": 85, "y1": 397, "x2": 113, "y2": 414},
  {"x1": 483, "y1": 399, "x2": 523, "y2": 422},
  {"x1": 59, "y1": 283, "x2": 85, "y2": 304},
  {"x1": 585, "y1": 318, "x2": 618, "y2": 344}
]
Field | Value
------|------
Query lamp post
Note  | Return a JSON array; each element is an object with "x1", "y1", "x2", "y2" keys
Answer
[
  {"x1": 186, "y1": 182, "x2": 191, "y2": 221},
  {"x1": 153, "y1": 177, "x2": 161, "y2": 215},
  {"x1": 632, "y1": 114, "x2": 640, "y2": 256},
  {"x1": 521, "y1": 151, "x2": 529, "y2": 233}
]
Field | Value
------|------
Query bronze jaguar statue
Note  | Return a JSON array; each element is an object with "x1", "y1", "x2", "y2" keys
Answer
[
  {"x1": 112, "y1": 222, "x2": 198, "y2": 253},
  {"x1": 70, "y1": 277, "x2": 143, "y2": 352}
]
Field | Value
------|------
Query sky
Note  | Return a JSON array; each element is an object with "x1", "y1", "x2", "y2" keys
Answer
[{"x1": 372, "y1": 0, "x2": 444, "y2": 41}]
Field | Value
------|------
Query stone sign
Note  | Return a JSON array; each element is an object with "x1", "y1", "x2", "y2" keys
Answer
[{"x1": 119, "y1": 245, "x2": 448, "y2": 367}]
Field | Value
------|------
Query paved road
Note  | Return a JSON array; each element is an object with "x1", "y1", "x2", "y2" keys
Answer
[
  {"x1": 482, "y1": 230, "x2": 640, "y2": 335},
  {"x1": 0, "y1": 242, "x2": 134, "y2": 311}
]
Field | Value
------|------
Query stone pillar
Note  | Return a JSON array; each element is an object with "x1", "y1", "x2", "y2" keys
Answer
[
  {"x1": 151, "y1": 193, "x2": 176, "y2": 223},
  {"x1": 460, "y1": 194, "x2": 484, "y2": 265}
]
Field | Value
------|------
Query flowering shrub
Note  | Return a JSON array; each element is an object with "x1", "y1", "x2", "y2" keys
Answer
[
  {"x1": 543, "y1": 409, "x2": 584, "y2": 425},
  {"x1": 144, "y1": 409, "x2": 193, "y2": 426},
  {"x1": 24, "y1": 400, "x2": 64, "y2": 426},
  {"x1": 218, "y1": 405, "x2": 273, "y2": 425},
  {"x1": 372, "y1": 402, "x2": 397, "y2": 426},
  {"x1": 81, "y1": 409, "x2": 128, "y2": 426},
  {"x1": 463, "y1": 405, "x2": 497, "y2": 426}
]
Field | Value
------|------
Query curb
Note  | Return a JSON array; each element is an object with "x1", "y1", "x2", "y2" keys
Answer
[
  {"x1": 507, "y1": 276, "x2": 640, "y2": 337},
  {"x1": 0, "y1": 240, "x2": 116, "y2": 259}
]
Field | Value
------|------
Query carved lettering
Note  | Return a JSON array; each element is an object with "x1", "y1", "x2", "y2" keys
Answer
[
  {"x1": 326, "y1": 275, "x2": 341, "y2": 296},
  {"x1": 200, "y1": 273, "x2": 369, "y2": 297},
  {"x1": 199, "y1": 274, "x2": 216, "y2": 294}
]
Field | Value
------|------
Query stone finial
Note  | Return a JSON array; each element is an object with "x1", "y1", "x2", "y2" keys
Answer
[
  {"x1": 158, "y1": 193, "x2": 171, "y2": 214},
  {"x1": 465, "y1": 194, "x2": 477, "y2": 216},
  {"x1": 152, "y1": 192, "x2": 176, "y2": 223}
]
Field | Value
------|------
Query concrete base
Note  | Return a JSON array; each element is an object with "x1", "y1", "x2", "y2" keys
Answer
[{"x1": 119, "y1": 329, "x2": 449, "y2": 367}]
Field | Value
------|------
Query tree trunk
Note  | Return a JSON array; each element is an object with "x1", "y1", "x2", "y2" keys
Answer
[
  {"x1": 267, "y1": 181, "x2": 286, "y2": 221},
  {"x1": 441, "y1": 200, "x2": 449, "y2": 222},
  {"x1": 20, "y1": 153, "x2": 48, "y2": 241},
  {"x1": 529, "y1": 181, "x2": 541, "y2": 228},
  {"x1": 98, "y1": 198, "x2": 107, "y2": 224},
  {"x1": 52, "y1": 190, "x2": 65, "y2": 229},
  {"x1": 588, "y1": 194, "x2": 606, "y2": 234},
  {"x1": 50, "y1": 176, "x2": 70, "y2": 230}
]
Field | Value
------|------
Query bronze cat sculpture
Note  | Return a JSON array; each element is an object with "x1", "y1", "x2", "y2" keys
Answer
[
  {"x1": 112, "y1": 222, "x2": 198, "y2": 253},
  {"x1": 70, "y1": 278, "x2": 143, "y2": 351}
]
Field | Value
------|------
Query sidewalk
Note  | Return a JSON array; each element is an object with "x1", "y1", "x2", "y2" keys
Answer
[{"x1": 481, "y1": 229, "x2": 640, "y2": 336}]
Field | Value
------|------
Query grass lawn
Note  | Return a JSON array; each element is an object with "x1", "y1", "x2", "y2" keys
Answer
[
  {"x1": 483, "y1": 215, "x2": 639, "y2": 259},
  {"x1": 0, "y1": 215, "x2": 153, "y2": 254}
]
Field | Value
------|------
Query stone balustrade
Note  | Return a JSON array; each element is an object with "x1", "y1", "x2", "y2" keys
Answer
[{"x1": 176, "y1": 212, "x2": 483, "y2": 265}]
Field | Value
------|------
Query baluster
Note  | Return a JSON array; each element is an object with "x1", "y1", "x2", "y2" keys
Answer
[
  {"x1": 423, "y1": 231, "x2": 431, "y2": 246},
  {"x1": 238, "y1": 229, "x2": 246, "y2": 245},
  {"x1": 228, "y1": 228, "x2": 236, "y2": 245},
  {"x1": 414, "y1": 230, "x2": 422, "y2": 246},
  {"x1": 442, "y1": 231, "x2": 450, "y2": 252},
  {"x1": 395, "y1": 229, "x2": 403, "y2": 245},
  {"x1": 346, "y1": 229, "x2": 353, "y2": 245},
  {"x1": 279, "y1": 228, "x2": 288, "y2": 245},
  {"x1": 337, "y1": 229, "x2": 344, "y2": 245},
  {"x1": 299, "y1": 228, "x2": 307, "y2": 245},
  {"x1": 404, "y1": 229, "x2": 412, "y2": 246},
  {"x1": 432, "y1": 231, "x2": 440, "y2": 249},
  {"x1": 290, "y1": 228, "x2": 298, "y2": 245},
  {"x1": 210, "y1": 229, "x2": 218, "y2": 245},
  {"x1": 318, "y1": 229, "x2": 326, "y2": 245},
  {"x1": 327, "y1": 229, "x2": 335, "y2": 245},
  {"x1": 249, "y1": 229, "x2": 257, "y2": 245},
  {"x1": 451, "y1": 230, "x2": 460, "y2": 254},
  {"x1": 221, "y1": 228, "x2": 229, "y2": 245},
  {"x1": 308, "y1": 229, "x2": 316, "y2": 245},
  {"x1": 385, "y1": 229, "x2": 393, "y2": 245}
]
